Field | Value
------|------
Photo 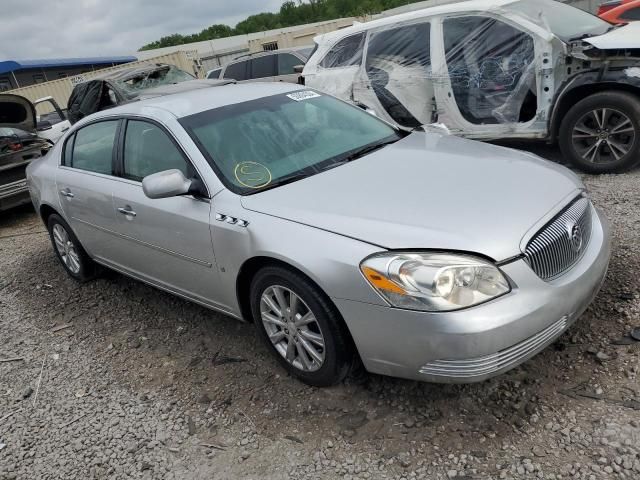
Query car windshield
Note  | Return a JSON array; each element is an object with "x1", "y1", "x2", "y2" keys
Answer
[
  {"x1": 180, "y1": 91, "x2": 401, "y2": 194},
  {"x1": 506, "y1": 0, "x2": 612, "y2": 41}
]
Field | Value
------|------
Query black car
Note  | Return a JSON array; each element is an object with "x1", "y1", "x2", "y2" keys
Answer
[
  {"x1": 0, "y1": 94, "x2": 49, "y2": 211},
  {"x1": 67, "y1": 63, "x2": 195, "y2": 124}
]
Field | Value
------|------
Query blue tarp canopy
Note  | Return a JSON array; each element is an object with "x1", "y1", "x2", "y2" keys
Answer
[{"x1": 0, "y1": 56, "x2": 137, "y2": 75}]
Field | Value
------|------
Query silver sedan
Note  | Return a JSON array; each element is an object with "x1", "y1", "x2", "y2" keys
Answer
[{"x1": 27, "y1": 82, "x2": 611, "y2": 386}]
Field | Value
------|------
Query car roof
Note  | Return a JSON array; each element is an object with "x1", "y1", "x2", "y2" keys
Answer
[
  {"x1": 229, "y1": 46, "x2": 312, "y2": 63},
  {"x1": 87, "y1": 81, "x2": 306, "y2": 120},
  {"x1": 316, "y1": 0, "x2": 520, "y2": 43}
]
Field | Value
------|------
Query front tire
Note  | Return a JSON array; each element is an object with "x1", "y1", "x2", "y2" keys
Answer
[
  {"x1": 47, "y1": 214, "x2": 97, "y2": 282},
  {"x1": 559, "y1": 91, "x2": 640, "y2": 174},
  {"x1": 250, "y1": 266, "x2": 355, "y2": 387}
]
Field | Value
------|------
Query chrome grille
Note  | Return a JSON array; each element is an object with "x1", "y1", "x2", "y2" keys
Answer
[{"x1": 524, "y1": 196, "x2": 592, "y2": 280}]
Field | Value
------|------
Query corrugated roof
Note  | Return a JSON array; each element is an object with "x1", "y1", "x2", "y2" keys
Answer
[{"x1": 0, "y1": 56, "x2": 137, "y2": 75}]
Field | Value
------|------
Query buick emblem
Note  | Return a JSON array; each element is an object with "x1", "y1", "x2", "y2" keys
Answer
[{"x1": 568, "y1": 222, "x2": 583, "y2": 253}]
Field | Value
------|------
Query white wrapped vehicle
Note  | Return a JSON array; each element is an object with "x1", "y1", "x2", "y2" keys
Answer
[{"x1": 303, "y1": 0, "x2": 640, "y2": 173}]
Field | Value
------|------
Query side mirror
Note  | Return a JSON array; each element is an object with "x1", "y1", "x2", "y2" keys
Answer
[
  {"x1": 293, "y1": 65, "x2": 304, "y2": 74},
  {"x1": 37, "y1": 120, "x2": 52, "y2": 131},
  {"x1": 142, "y1": 169, "x2": 192, "y2": 199}
]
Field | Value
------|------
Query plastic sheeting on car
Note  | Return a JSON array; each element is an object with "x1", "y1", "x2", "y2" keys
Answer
[{"x1": 307, "y1": 3, "x2": 553, "y2": 133}]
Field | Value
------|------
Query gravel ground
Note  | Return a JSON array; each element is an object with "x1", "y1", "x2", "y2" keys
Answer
[{"x1": 1, "y1": 146, "x2": 639, "y2": 479}]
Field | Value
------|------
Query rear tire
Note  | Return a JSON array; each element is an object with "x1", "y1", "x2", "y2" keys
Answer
[
  {"x1": 559, "y1": 91, "x2": 640, "y2": 174},
  {"x1": 47, "y1": 214, "x2": 97, "y2": 282},
  {"x1": 250, "y1": 266, "x2": 355, "y2": 387}
]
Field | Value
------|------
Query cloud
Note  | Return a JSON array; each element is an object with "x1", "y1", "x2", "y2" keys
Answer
[{"x1": 0, "y1": 0, "x2": 282, "y2": 59}]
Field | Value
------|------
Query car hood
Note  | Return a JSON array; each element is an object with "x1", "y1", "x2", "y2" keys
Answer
[
  {"x1": 0, "y1": 94, "x2": 36, "y2": 131},
  {"x1": 241, "y1": 133, "x2": 583, "y2": 261},
  {"x1": 585, "y1": 22, "x2": 640, "y2": 50}
]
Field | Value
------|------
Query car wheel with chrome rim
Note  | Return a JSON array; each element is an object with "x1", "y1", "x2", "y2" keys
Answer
[
  {"x1": 47, "y1": 214, "x2": 97, "y2": 282},
  {"x1": 560, "y1": 91, "x2": 640, "y2": 174},
  {"x1": 250, "y1": 265, "x2": 355, "y2": 386}
]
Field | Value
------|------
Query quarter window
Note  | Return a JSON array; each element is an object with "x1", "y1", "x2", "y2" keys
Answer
[
  {"x1": 320, "y1": 33, "x2": 365, "y2": 68},
  {"x1": 250, "y1": 55, "x2": 276, "y2": 79},
  {"x1": 224, "y1": 61, "x2": 249, "y2": 81},
  {"x1": 278, "y1": 53, "x2": 302, "y2": 75},
  {"x1": 122, "y1": 120, "x2": 192, "y2": 181},
  {"x1": 70, "y1": 121, "x2": 118, "y2": 175}
]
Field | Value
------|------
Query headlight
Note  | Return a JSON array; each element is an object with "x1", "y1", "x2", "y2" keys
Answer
[{"x1": 360, "y1": 252, "x2": 510, "y2": 312}]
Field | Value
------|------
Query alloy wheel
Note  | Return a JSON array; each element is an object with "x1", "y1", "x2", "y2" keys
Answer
[
  {"x1": 52, "y1": 224, "x2": 81, "y2": 274},
  {"x1": 260, "y1": 285, "x2": 326, "y2": 372},
  {"x1": 571, "y1": 108, "x2": 636, "y2": 164}
]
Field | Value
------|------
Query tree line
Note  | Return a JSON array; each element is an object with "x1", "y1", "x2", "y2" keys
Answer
[{"x1": 139, "y1": 0, "x2": 423, "y2": 51}]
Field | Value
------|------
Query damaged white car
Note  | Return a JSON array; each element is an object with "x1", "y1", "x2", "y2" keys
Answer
[{"x1": 303, "y1": 0, "x2": 640, "y2": 173}]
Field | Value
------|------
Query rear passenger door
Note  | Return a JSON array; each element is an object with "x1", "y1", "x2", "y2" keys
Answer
[
  {"x1": 108, "y1": 118, "x2": 223, "y2": 307},
  {"x1": 305, "y1": 33, "x2": 366, "y2": 100},
  {"x1": 56, "y1": 119, "x2": 122, "y2": 260},
  {"x1": 353, "y1": 21, "x2": 433, "y2": 128}
]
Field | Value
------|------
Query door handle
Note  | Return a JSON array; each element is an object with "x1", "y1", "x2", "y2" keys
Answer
[
  {"x1": 117, "y1": 207, "x2": 137, "y2": 217},
  {"x1": 61, "y1": 127, "x2": 70, "y2": 132},
  {"x1": 60, "y1": 189, "x2": 74, "y2": 198}
]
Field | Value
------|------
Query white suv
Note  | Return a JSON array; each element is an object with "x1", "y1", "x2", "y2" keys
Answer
[{"x1": 303, "y1": 0, "x2": 640, "y2": 173}]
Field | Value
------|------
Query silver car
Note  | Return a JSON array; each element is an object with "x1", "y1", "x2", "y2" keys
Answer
[{"x1": 27, "y1": 82, "x2": 611, "y2": 386}]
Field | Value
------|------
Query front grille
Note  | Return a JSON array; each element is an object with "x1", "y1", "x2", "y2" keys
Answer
[
  {"x1": 524, "y1": 196, "x2": 592, "y2": 280},
  {"x1": 419, "y1": 316, "x2": 569, "y2": 379}
]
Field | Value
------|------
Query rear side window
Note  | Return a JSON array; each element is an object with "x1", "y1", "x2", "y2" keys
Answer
[
  {"x1": 224, "y1": 61, "x2": 249, "y2": 80},
  {"x1": 278, "y1": 53, "x2": 302, "y2": 74},
  {"x1": 620, "y1": 7, "x2": 640, "y2": 20},
  {"x1": 122, "y1": 120, "x2": 192, "y2": 181},
  {"x1": 320, "y1": 33, "x2": 365, "y2": 68},
  {"x1": 69, "y1": 120, "x2": 118, "y2": 175},
  {"x1": 250, "y1": 55, "x2": 276, "y2": 79},
  {"x1": 207, "y1": 68, "x2": 222, "y2": 79}
]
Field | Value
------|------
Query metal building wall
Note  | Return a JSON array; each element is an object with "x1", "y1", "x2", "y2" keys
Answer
[{"x1": 5, "y1": 51, "x2": 200, "y2": 113}]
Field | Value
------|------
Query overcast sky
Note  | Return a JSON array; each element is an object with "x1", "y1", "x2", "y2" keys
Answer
[{"x1": 0, "y1": 0, "x2": 283, "y2": 60}]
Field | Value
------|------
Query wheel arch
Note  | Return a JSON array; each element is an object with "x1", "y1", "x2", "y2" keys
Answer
[
  {"x1": 550, "y1": 81, "x2": 640, "y2": 142},
  {"x1": 39, "y1": 203, "x2": 60, "y2": 225},
  {"x1": 235, "y1": 256, "x2": 346, "y2": 327}
]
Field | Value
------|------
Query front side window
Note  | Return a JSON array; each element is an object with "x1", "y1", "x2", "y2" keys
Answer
[
  {"x1": 320, "y1": 33, "x2": 365, "y2": 68},
  {"x1": 123, "y1": 120, "x2": 191, "y2": 181},
  {"x1": 180, "y1": 91, "x2": 401, "y2": 195},
  {"x1": 224, "y1": 61, "x2": 249, "y2": 80},
  {"x1": 278, "y1": 53, "x2": 303, "y2": 75},
  {"x1": 250, "y1": 55, "x2": 276, "y2": 79},
  {"x1": 70, "y1": 120, "x2": 118, "y2": 175}
]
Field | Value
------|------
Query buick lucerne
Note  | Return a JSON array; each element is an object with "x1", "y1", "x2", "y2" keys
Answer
[{"x1": 27, "y1": 83, "x2": 611, "y2": 386}]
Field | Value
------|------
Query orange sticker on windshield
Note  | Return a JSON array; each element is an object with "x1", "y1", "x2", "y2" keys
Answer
[{"x1": 234, "y1": 162, "x2": 272, "y2": 189}]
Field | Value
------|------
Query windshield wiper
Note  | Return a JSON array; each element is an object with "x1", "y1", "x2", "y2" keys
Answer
[
  {"x1": 337, "y1": 138, "x2": 400, "y2": 163},
  {"x1": 248, "y1": 172, "x2": 311, "y2": 194}
]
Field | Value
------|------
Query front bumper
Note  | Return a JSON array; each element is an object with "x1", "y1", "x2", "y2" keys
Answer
[{"x1": 334, "y1": 207, "x2": 611, "y2": 383}]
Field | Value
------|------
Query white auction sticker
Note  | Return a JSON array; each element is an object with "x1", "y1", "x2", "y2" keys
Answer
[{"x1": 286, "y1": 91, "x2": 321, "y2": 102}]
